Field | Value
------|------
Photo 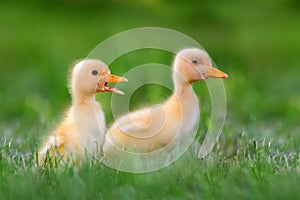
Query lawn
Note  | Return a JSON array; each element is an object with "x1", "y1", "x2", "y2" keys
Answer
[{"x1": 1, "y1": 0, "x2": 300, "y2": 199}]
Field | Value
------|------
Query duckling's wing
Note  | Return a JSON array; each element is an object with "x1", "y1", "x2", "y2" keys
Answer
[
  {"x1": 115, "y1": 110, "x2": 152, "y2": 133},
  {"x1": 114, "y1": 105, "x2": 165, "y2": 136},
  {"x1": 39, "y1": 133, "x2": 66, "y2": 156}
]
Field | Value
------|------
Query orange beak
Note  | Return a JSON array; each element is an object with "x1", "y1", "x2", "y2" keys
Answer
[
  {"x1": 203, "y1": 66, "x2": 228, "y2": 79},
  {"x1": 103, "y1": 74, "x2": 128, "y2": 95},
  {"x1": 107, "y1": 74, "x2": 128, "y2": 83}
]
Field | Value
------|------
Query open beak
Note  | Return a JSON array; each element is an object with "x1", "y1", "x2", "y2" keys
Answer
[
  {"x1": 203, "y1": 66, "x2": 228, "y2": 79},
  {"x1": 104, "y1": 74, "x2": 128, "y2": 95}
]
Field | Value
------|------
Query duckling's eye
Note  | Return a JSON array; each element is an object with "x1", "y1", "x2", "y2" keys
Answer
[
  {"x1": 91, "y1": 70, "x2": 98, "y2": 75},
  {"x1": 192, "y1": 59, "x2": 198, "y2": 64}
]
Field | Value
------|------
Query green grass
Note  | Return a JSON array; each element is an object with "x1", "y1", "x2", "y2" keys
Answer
[{"x1": 1, "y1": 0, "x2": 300, "y2": 199}]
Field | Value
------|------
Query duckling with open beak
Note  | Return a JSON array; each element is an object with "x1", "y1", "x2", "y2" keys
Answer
[
  {"x1": 103, "y1": 48, "x2": 228, "y2": 156},
  {"x1": 38, "y1": 59, "x2": 127, "y2": 166}
]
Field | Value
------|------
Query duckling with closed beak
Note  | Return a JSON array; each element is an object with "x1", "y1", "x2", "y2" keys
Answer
[{"x1": 103, "y1": 48, "x2": 228, "y2": 155}]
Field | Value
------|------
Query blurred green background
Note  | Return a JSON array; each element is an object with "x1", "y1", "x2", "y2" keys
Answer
[
  {"x1": 0, "y1": 0, "x2": 300, "y2": 198},
  {"x1": 1, "y1": 0, "x2": 299, "y2": 126}
]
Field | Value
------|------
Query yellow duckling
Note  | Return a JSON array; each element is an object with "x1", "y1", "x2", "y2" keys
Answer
[
  {"x1": 104, "y1": 48, "x2": 228, "y2": 155},
  {"x1": 38, "y1": 59, "x2": 127, "y2": 166}
]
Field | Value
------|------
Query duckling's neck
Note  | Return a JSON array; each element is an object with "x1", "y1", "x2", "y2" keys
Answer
[
  {"x1": 174, "y1": 82, "x2": 193, "y2": 96},
  {"x1": 171, "y1": 72, "x2": 199, "y2": 136},
  {"x1": 72, "y1": 92, "x2": 96, "y2": 107},
  {"x1": 173, "y1": 73, "x2": 194, "y2": 96},
  {"x1": 172, "y1": 73, "x2": 198, "y2": 120}
]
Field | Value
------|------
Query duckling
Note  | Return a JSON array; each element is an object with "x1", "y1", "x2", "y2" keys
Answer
[
  {"x1": 103, "y1": 48, "x2": 228, "y2": 155},
  {"x1": 38, "y1": 59, "x2": 127, "y2": 166}
]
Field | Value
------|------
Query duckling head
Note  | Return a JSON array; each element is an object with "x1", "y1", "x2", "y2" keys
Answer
[
  {"x1": 70, "y1": 59, "x2": 127, "y2": 97},
  {"x1": 173, "y1": 48, "x2": 228, "y2": 84}
]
